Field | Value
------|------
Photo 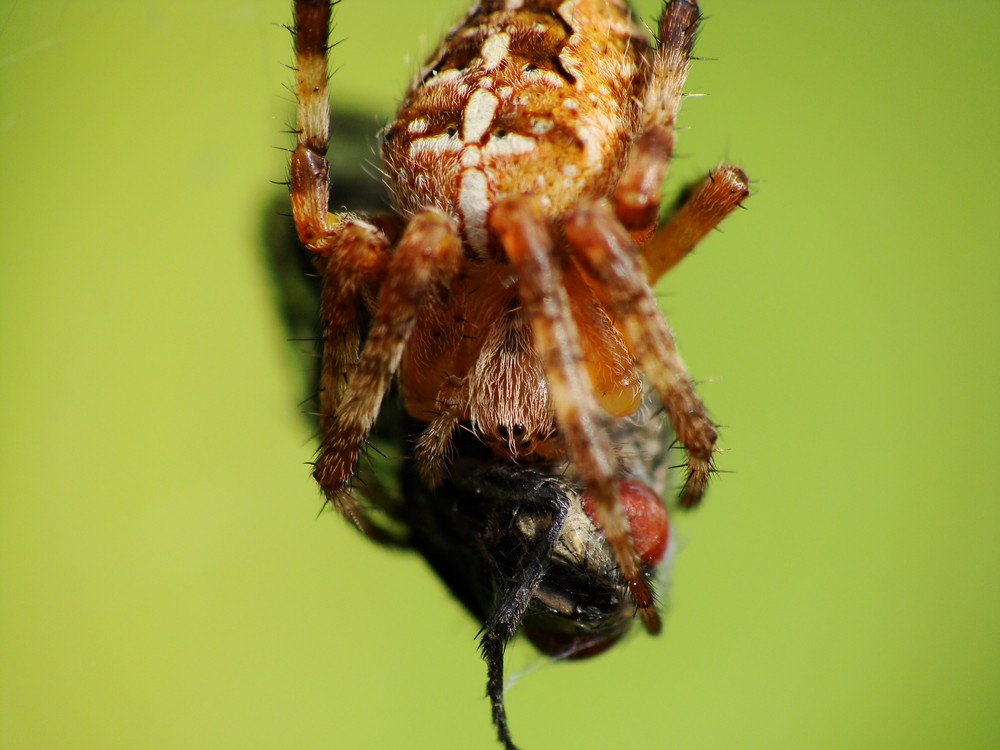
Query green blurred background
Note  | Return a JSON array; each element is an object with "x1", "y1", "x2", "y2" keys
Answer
[{"x1": 2, "y1": 1, "x2": 998, "y2": 748}]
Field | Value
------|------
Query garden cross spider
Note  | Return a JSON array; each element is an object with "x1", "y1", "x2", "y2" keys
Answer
[{"x1": 289, "y1": 0, "x2": 747, "y2": 745}]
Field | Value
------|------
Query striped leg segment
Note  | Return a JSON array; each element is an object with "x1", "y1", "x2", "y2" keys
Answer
[
  {"x1": 313, "y1": 211, "x2": 463, "y2": 524},
  {"x1": 566, "y1": 197, "x2": 717, "y2": 509},
  {"x1": 642, "y1": 164, "x2": 749, "y2": 284},
  {"x1": 491, "y1": 196, "x2": 662, "y2": 634},
  {"x1": 614, "y1": 0, "x2": 701, "y2": 240}
]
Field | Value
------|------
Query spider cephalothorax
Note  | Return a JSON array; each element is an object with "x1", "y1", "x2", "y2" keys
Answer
[{"x1": 288, "y1": 1, "x2": 748, "y2": 747}]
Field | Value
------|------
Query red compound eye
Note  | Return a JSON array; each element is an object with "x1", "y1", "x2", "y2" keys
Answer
[{"x1": 582, "y1": 478, "x2": 669, "y2": 566}]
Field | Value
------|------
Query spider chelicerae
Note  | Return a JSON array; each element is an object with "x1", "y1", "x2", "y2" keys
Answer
[{"x1": 287, "y1": 1, "x2": 748, "y2": 747}]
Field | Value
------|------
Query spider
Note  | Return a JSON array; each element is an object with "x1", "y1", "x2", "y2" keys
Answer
[{"x1": 288, "y1": 0, "x2": 748, "y2": 746}]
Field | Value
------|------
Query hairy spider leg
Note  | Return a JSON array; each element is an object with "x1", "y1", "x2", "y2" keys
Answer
[
  {"x1": 490, "y1": 196, "x2": 662, "y2": 634},
  {"x1": 291, "y1": 2, "x2": 469, "y2": 524},
  {"x1": 312, "y1": 211, "x2": 464, "y2": 525},
  {"x1": 642, "y1": 163, "x2": 750, "y2": 283},
  {"x1": 602, "y1": 0, "x2": 749, "y2": 506},
  {"x1": 413, "y1": 327, "x2": 481, "y2": 487},
  {"x1": 614, "y1": 0, "x2": 701, "y2": 241},
  {"x1": 565, "y1": 197, "x2": 718, "y2": 508},
  {"x1": 291, "y1": 0, "x2": 385, "y2": 531}
]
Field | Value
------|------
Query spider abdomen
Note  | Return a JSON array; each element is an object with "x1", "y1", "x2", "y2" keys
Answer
[{"x1": 381, "y1": 0, "x2": 651, "y2": 259}]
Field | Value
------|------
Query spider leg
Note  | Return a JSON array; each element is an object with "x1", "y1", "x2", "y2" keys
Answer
[
  {"x1": 291, "y1": 0, "x2": 394, "y2": 532},
  {"x1": 313, "y1": 210, "x2": 463, "y2": 526},
  {"x1": 290, "y1": 0, "x2": 340, "y2": 251},
  {"x1": 415, "y1": 376, "x2": 466, "y2": 487},
  {"x1": 413, "y1": 307, "x2": 485, "y2": 487},
  {"x1": 614, "y1": 0, "x2": 700, "y2": 241},
  {"x1": 565, "y1": 197, "x2": 716, "y2": 509},
  {"x1": 490, "y1": 196, "x2": 661, "y2": 634},
  {"x1": 642, "y1": 163, "x2": 750, "y2": 284},
  {"x1": 312, "y1": 220, "x2": 390, "y2": 436}
]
